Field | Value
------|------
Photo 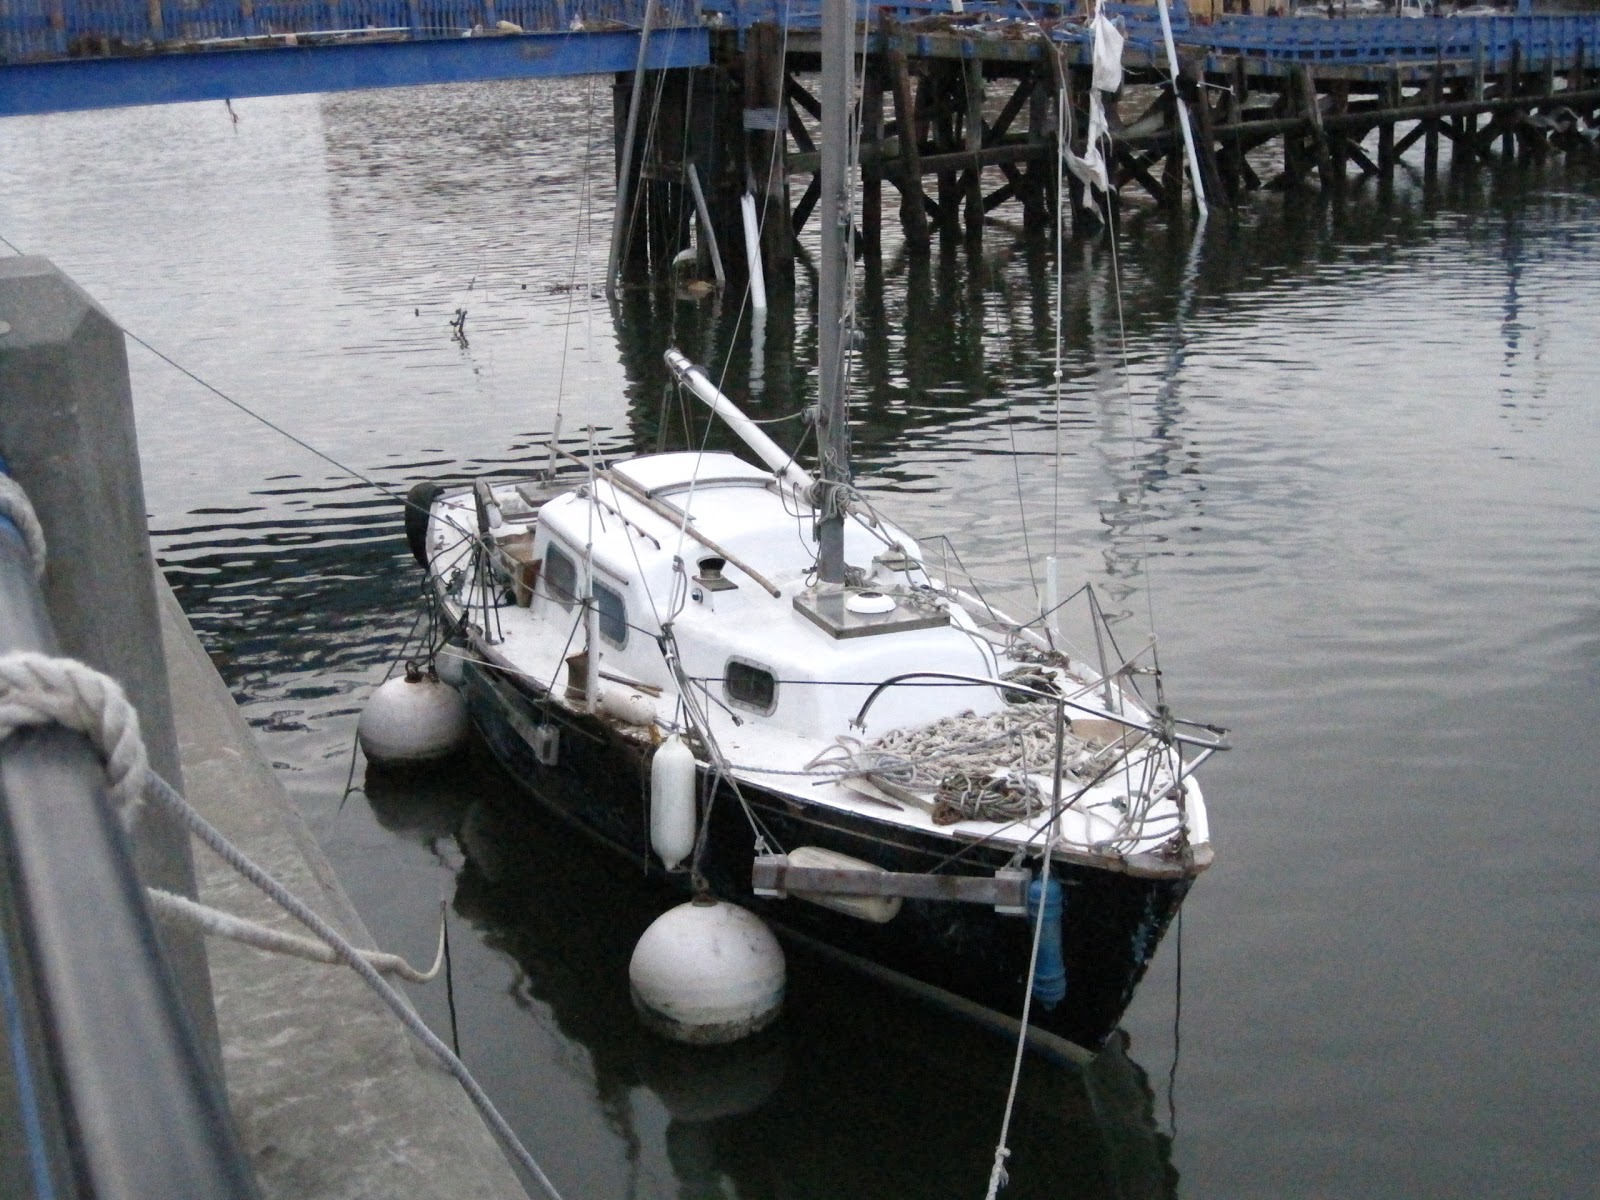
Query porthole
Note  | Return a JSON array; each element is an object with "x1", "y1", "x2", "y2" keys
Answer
[
  {"x1": 596, "y1": 581, "x2": 627, "y2": 647},
  {"x1": 724, "y1": 658, "x2": 778, "y2": 716},
  {"x1": 544, "y1": 544, "x2": 578, "y2": 609}
]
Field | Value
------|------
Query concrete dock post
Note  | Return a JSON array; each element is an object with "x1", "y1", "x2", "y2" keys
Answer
[{"x1": 0, "y1": 255, "x2": 222, "y2": 1065}]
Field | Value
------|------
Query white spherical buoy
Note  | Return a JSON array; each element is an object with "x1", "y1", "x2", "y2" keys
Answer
[
  {"x1": 357, "y1": 662, "x2": 468, "y2": 766},
  {"x1": 434, "y1": 639, "x2": 472, "y2": 689},
  {"x1": 629, "y1": 898, "x2": 785, "y2": 1045},
  {"x1": 649, "y1": 734, "x2": 697, "y2": 870}
]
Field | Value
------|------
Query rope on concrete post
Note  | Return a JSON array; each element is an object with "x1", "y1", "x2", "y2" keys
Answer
[
  {"x1": 0, "y1": 644, "x2": 566, "y2": 1200},
  {"x1": 0, "y1": 473, "x2": 48, "y2": 580},
  {"x1": 0, "y1": 651, "x2": 149, "y2": 827},
  {"x1": 142, "y1": 768, "x2": 567, "y2": 1200}
]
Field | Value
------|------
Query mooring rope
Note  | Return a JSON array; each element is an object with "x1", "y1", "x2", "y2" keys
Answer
[
  {"x1": 0, "y1": 529, "x2": 565, "y2": 1200},
  {"x1": 146, "y1": 887, "x2": 444, "y2": 983},
  {"x1": 983, "y1": 836, "x2": 1057, "y2": 1200},
  {"x1": 0, "y1": 652, "x2": 149, "y2": 827},
  {"x1": 145, "y1": 765, "x2": 564, "y2": 1198}
]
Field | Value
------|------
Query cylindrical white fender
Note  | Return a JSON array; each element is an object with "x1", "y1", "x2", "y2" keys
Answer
[
  {"x1": 434, "y1": 639, "x2": 472, "y2": 689},
  {"x1": 650, "y1": 733, "x2": 697, "y2": 870},
  {"x1": 596, "y1": 683, "x2": 657, "y2": 728}
]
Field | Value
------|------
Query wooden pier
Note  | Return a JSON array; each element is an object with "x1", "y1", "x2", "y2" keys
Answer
[
  {"x1": 612, "y1": 3, "x2": 1600, "y2": 284},
  {"x1": 8, "y1": 0, "x2": 1596, "y2": 280}
]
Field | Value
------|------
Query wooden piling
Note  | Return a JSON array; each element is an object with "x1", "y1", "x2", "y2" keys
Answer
[
  {"x1": 929, "y1": 66, "x2": 962, "y2": 241},
  {"x1": 963, "y1": 56, "x2": 985, "y2": 243},
  {"x1": 1282, "y1": 77, "x2": 1304, "y2": 190},
  {"x1": 1161, "y1": 84, "x2": 1184, "y2": 211},
  {"x1": 1462, "y1": 69, "x2": 1480, "y2": 162},
  {"x1": 612, "y1": 76, "x2": 643, "y2": 279},
  {"x1": 1296, "y1": 65, "x2": 1334, "y2": 189},
  {"x1": 1326, "y1": 76, "x2": 1349, "y2": 191},
  {"x1": 1225, "y1": 56, "x2": 1247, "y2": 199},
  {"x1": 1379, "y1": 63, "x2": 1398, "y2": 181},
  {"x1": 1536, "y1": 52, "x2": 1557, "y2": 163},
  {"x1": 1452, "y1": 78, "x2": 1475, "y2": 168},
  {"x1": 1184, "y1": 68, "x2": 1227, "y2": 209},
  {"x1": 1504, "y1": 41, "x2": 1520, "y2": 160},
  {"x1": 1024, "y1": 63, "x2": 1054, "y2": 226},
  {"x1": 861, "y1": 66, "x2": 883, "y2": 255},
  {"x1": 882, "y1": 22, "x2": 930, "y2": 254},
  {"x1": 745, "y1": 23, "x2": 792, "y2": 283},
  {"x1": 1424, "y1": 63, "x2": 1441, "y2": 177}
]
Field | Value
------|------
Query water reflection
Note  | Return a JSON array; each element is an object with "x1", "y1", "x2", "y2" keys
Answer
[
  {"x1": 7, "y1": 80, "x2": 1597, "y2": 1196},
  {"x1": 365, "y1": 755, "x2": 1176, "y2": 1199}
]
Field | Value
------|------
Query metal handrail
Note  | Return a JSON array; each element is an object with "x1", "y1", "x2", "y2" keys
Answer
[
  {"x1": 0, "y1": 523, "x2": 258, "y2": 1198},
  {"x1": 847, "y1": 669, "x2": 1230, "y2": 752}
]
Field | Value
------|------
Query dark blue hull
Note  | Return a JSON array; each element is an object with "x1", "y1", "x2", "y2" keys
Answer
[{"x1": 462, "y1": 661, "x2": 1192, "y2": 1056}]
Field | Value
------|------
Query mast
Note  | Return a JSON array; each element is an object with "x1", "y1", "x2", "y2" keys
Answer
[{"x1": 815, "y1": 0, "x2": 852, "y2": 585}]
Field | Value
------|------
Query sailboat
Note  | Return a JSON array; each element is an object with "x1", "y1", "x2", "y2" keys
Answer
[{"x1": 403, "y1": 1, "x2": 1225, "y2": 1059}]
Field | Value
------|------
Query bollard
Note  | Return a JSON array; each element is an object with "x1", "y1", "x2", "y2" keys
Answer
[{"x1": 0, "y1": 255, "x2": 222, "y2": 1069}]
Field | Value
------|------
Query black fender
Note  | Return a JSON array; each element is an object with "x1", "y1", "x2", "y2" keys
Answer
[{"x1": 404, "y1": 480, "x2": 445, "y2": 568}]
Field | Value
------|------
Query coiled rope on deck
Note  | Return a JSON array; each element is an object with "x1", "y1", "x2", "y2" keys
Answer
[{"x1": 798, "y1": 697, "x2": 1096, "y2": 826}]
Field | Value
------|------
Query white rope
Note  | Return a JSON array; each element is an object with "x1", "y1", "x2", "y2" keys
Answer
[
  {"x1": 0, "y1": 652, "x2": 565, "y2": 1200},
  {"x1": 140, "y1": 768, "x2": 562, "y2": 1199},
  {"x1": 983, "y1": 846, "x2": 1055, "y2": 1200},
  {"x1": 0, "y1": 652, "x2": 147, "y2": 825},
  {"x1": 0, "y1": 474, "x2": 47, "y2": 579},
  {"x1": 146, "y1": 888, "x2": 445, "y2": 983}
]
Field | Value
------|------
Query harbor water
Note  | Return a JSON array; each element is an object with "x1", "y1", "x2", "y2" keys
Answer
[{"x1": 2, "y1": 78, "x2": 1596, "y2": 1198}]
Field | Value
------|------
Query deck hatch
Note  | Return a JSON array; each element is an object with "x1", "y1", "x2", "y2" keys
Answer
[{"x1": 793, "y1": 586, "x2": 950, "y2": 640}]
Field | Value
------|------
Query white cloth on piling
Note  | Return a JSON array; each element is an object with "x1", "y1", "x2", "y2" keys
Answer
[{"x1": 1063, "y1": 5, "x2": 1125, "y2": 207}]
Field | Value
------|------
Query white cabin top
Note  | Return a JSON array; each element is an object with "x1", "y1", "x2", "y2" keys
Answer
[{"x1": 536, "y1": 452, "x2": 922, "y2": 602}]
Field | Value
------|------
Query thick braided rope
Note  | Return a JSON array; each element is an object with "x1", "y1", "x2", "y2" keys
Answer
[
  {"x1": 0, "y1": 652, "x2": 147, "y2": 825},
  {"x1": 0, "y1": 474, "x2": 48, "y2": 580},
  {"x1": 142, "y1": 769, "x2": 565, "y2": 1200},
  {"x1": 146, "y1": 888, "x2": 445, "y2": 983},
  {"x1": 0, "y1": 650, "x2": 564, "y2": 1198}
]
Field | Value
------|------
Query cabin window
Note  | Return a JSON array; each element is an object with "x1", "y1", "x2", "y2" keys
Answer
[
  {"x1": 596, "y1": 581, "x2": 627, "y2": 647},
  {"x1": 724, "y1": 658, "x2": 778, "y2": 716},
  {"x1": 544, "y1": 544, "x2": 578, "y2": 609}
]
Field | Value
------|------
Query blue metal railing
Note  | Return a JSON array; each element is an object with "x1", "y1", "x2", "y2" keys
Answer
[
  {"x1": 7, "y1": 0, "x2": 1599, "y2": 73},
  {"x1": 1, "y1": 0, "x2": 662, "y2": 59},
  {"x1": 699, "y1": 0, "x2": 1600, "y2": 69},
  {"x1": 701, "y1": 0, "x2": 1066, "y2": 30},
  {"x1": 1186, "y1": 12, "x2": 1600, "y2": 67}
]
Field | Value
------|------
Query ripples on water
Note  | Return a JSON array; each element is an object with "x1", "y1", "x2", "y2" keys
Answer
[{"x1": 2, "y1": 80, "x2": 1597, "y2": 1198}]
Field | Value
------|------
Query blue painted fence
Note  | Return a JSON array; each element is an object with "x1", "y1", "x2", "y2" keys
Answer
[
  {"x1": 0, "y1": 0, "x2": 663, "y2": 58},
  {"x1": 703, "y1": 0, "x2": 1600, "y2": 69},
  {"x1": 1163, "y1": 12, "x2": 1600, "y2": 67},
  {"x1": 5, "y1": 0, "x2": 1597, "y2": 117},
  {"x1": 11, "y1": 0, "x2": 1599, "y2": 68}
]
